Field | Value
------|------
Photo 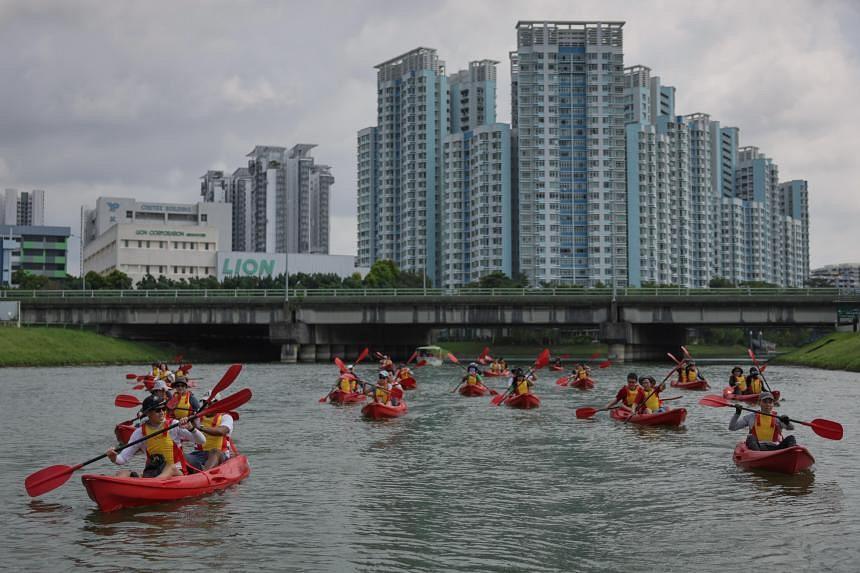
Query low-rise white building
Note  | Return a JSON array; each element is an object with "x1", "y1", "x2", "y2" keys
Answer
[
  {"x1": 83, "y1": 197, "x2": 231, "y2": 284},
  {"x1": 217, "y1": 251, "x2": 366, "y2": 281}
]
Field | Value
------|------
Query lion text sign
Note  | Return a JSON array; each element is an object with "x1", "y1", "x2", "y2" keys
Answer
[{"x1": 217, "y1": 252, "x2": 286, "y2": 280}]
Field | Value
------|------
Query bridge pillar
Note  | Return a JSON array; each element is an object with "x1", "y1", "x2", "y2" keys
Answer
[
  {"x1": 600, "y1": 322, "x2": 686, "y2": 362},
  {"x1": 280, "y1": 343, "x2": 298, "y2": 364},
  {"x1": 315, "y1": 344, "x2": 332, "y2": 362},
  {"x1": 298, "y1": 344, "x2": 317, "y2": 363}
]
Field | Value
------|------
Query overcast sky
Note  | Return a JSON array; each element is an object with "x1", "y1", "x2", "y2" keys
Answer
[{"x1": 1, "y1": 0, "x2": 858, "y2": 273}]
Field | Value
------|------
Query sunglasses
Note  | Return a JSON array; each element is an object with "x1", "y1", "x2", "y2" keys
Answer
[{"x1": 147, "y1": 406, "x2": 167, "y2": 413}]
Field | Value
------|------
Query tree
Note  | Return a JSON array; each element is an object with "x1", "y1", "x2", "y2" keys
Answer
[
  {"x1": 709, "y1": 276, "x2": 735, "y2": 288},
  {"x1": 102, "y1": 270, "x2": 133, "y2": 289},
  {"x1": 12, "y1": 269, "x2": 48, "y2": 290},
  {"x1": 363, "y1": 260, "x2": 400, "y2": 288}
]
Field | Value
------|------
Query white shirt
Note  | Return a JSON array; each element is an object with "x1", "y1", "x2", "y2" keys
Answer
[{"x1": 115, "y1": 423, "x2": 204, "y2": 465}]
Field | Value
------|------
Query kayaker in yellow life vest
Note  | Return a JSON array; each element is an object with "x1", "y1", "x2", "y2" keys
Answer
[
  {"x1": 107, "y1": 395, "x2": 204, "y2": 478},
  {"x1": 380, "y1": 355, "x2": 394, "y2": 372},
  {"x1": 605, "y1": 372, "x2": 645, "y2": 413},
  {"x1": 746, "y1": 367, "x2": 764, "y2": 395},
  {"x1": 508, "y1": 368, "x2": 532, "y2": 395},
  {"x1": 728, "y1": 366, "x2": 748, "y2": 394},
  {"x1": 684, "y1": 361, "x2": 700, "y2": 383},
  {"x1": 462, "y1": 363, "x2": 484, "y2": 386},
  {"x1": 636, "y1": 376, "x2": 667, "y2": 414},
  {"x1": 170, "y1": 376, "x2": 200, "y2": 418},
  {"x1": 188, "y1": 391, "x2": 235, "y2": 471},
  {"x1": 728, "y1": 391, "x2": 796, "y2": 450},
  {"x1": 574, "y1": 363, "x2": 591, "y2": 380},
  {"x1": 337, "y1": 373, "x2": 354, "y2": 393},
  {"x1": 396, "y1": 364, "x2": 413, "y2": 382}
]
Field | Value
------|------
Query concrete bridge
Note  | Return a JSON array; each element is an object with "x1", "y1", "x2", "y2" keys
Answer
[{"x1": 4, "y1": 287, "x2": 857, "y2": 362}]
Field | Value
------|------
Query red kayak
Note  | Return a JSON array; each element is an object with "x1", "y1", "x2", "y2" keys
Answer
[
  {"x1": 732, "y1": 442, "x2": 815, "y2": 474},
  {"x1": 505, "y1": 393, "x2": 541, "y2": 409},
  {"x1": 398, "y1": 377, "x2": 417, "y2": 390},
  {"x1": 361, "y1": 400, "x2": 408, "y2": 419},
  {"x1": 722, "y1": 388, "x2": 781, "y2": 402},
  {"x1": 671, "y1": 379, "x2": 710, "y2": 390},
  {"x1": 81, "y1": 454, "x2": 251, "y2": 512},
  {"x1": 459, "y1": 384, "x2": 491, "y2": 397},
  {"x1": 569, "y1": 377, "x2": 595, "y2": 389},
  {"x1": 610, "y1": 408, "x2": 687, "y2": 427},
  {"x1": 114, "y1": 421, "x2": 135, "y2": 444},
  {"x1": 328, "y1": 389, "x2": 367, "y2": 404},
  {"x1": 549, "y1": 365, "x2": 564, "y2": 372},
  {"x1": 483, "y1": 370, "x2": 510, "y2": 378}
]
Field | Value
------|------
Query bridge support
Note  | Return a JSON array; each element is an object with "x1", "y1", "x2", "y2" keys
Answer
[
  {"x1": 280, "y1": 343, "x2": 298, "y2": 364},
  {"x1": 600, "y1": 322, "x2": 686, "y2": 362}
]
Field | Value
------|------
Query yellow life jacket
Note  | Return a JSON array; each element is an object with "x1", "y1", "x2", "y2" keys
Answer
[
  {"x1": 143, "y1": 421, "x2": 176, "y2": 465},
  {"x1": 338, "y1": 377, "x2": 352, "y2": 392},
  {"x1": 623, "y1": 386, "x2": 640, "y2": 407},
  {"x1": 686, "y1": 368, "x2": 698, "y2": 381},
  {"x1": 577, "y1": 369, "x2": 588, "y2": 380},
  {"x1": 749, "y1": 377, "x2": 763, "y2": 394},
  {"x1": 515, "y1": 379, "x2": 529, "y2": 395},
  {"x1": 679, "y1": 369, "x2": 688, "y2": 383},
  {"x1": 751, "y1": 412, "x2": 780, "y2": 442},
  {"x1": 152, "y1": 367, "x2": 161, "y2": 378},
  {"x1": 199, "y1": 414, "x2": 228, "y2": 452},
  {"x1": 375, "y1": 384, "x2": 389, "y2": 403},
  {"x1": 642, "y1": 390, "x2": 661, "y2": 411},
  {"x1": 173, "y1": 393, "x2": 192, "y2": 418},
  {"x1": 399, "y1": 369, "x2": 412, "y2": 380},
  {"x1": 733, "y1": 375, "x2": 747, "y2": 392},
  {"x1": 466, "y1": 374, "x2": 478, "y2": 386}
]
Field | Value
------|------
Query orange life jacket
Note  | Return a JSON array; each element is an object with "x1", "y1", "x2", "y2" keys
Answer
[{"x1": 751, "y1": 412, "x2": 781, "y2": 443}]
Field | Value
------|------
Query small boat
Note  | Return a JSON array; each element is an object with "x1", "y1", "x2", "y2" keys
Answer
[
  {"x1": 505, "y1": 393, "x2": 541, "y2": 409},
  {"x1": 361, "y1": 400, "x2": 408, "y2": 419},
  {"x1": 115, "y1": 420, "x2": 135, "y2": 444},
  {"x1": 732, "y1": 441, "x2": 815, "y2": 474},
  {"x1": 459, "y1": 383, "x2": 491, "y2": 397},
  {"x1": 722, "y1": 388, "x2": 781, "y2": 402},
  {"x1": 483, "y1": 370, "x2": 511, "y2": 378},
  {"x1": 610, "y1": 408, "x2": 687, "y2": 427},
  {"x1": 569, "y1": 377, "x2": 595, "y2": 389},
  {"x1": 549, "y1": 365, "x2": 564, "y2": 372},
  {"x1": 415, "y1": 346, "x2": 444, "y2": 367},
  {"x1": 398, "y1": 377, "x2": 417, "y2": 390},
  {"x1": 328, "y1": 389, "x2": 367, "y2": 404},
  {"x1": 81, "y1": 454, "x2": 251, "y2": 512},
  {"x1": 671, "y1": 379, "x2": 710, "y2": 390}
]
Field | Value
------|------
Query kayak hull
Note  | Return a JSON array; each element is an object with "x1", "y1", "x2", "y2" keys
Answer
[
  {"x1": 328, "y1": 389, "x2": 367, "y2": 404},
  {"x1": 361, "y1": 401, "x2": 408, "y2": 419},
  {"x1": 570, "y1": 377, "x2": 595, "y2": 389},
  {"x1": 506, "y1": 393, "x2": 541, "y2": 409},
  {"x1": 398, "y1": 377, "x2": 417, "y2": 390},
  {"x1": 733, "y1": 442, "x2": 815, "y2": 474},
  {"x1": 81, "y1": 454, "x2": 251, "y2": 512},
  {"x1": 671, "y1": 379, "x2": 709, "y2": 390},
  {"x1": 610, "y1": 408, "x2": 687, "y2": 427},
  {"x1": 483, "y1": 370, "x2": 510, "y2": 378},
  {"x1": 459, "y1": 384, "x2": 490, "y2": 397},
  {"x1": 722, "y1": 388, "x2": 781, "y2": 402}
]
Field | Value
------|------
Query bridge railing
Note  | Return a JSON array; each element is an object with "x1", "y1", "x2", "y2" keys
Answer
[{"x1": 0, "y1": 286, "x2": 851, "y2": 300}]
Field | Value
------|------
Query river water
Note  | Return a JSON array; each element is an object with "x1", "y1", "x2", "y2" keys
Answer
[{"x1": 1, "y1": 361, "x2": 857, "y2": 572}]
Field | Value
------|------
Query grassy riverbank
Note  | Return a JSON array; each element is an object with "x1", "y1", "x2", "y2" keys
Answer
[
  {"x1": 773, "y1": 332, "x2": 860, "y2": 372},
  {"x1": 0, "y1": 327, "x2": 177, "y2": 367}
]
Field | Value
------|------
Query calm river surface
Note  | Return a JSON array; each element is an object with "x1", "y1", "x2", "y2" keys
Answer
[{"x1": 1, "y1": 361, "x2": 858, "y2": 572}]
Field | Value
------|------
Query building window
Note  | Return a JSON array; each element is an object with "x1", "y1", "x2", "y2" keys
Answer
[
  {"x1": 126, "y1": 211, "x2": 133, "y2": 218},
  {"x1": 201, "y1": 214, "x2": 208, "y2": 222}
]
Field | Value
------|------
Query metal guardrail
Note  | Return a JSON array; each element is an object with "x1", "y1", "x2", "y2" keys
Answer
[{"x1": 0, "y1": 287, "x2": 853, "y2": 300}]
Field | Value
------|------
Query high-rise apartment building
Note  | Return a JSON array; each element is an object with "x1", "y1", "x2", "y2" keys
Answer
[
  {"x1": 356, "y1": 127, "x2": 378, "y2": 268},
  {"x1": 511, "y1": 21, "x2": 627, "y2": 287},
  {"x1": 202, "y1": 145, "x2": 332, "y2": 255},
  {"x1": 1, "y1": 189, "x2": 45, "y2": 226}
]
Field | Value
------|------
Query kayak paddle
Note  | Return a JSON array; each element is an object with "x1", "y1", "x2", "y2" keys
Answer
[
  {"x1": 491, "y1": 348, "x2": 550, "y2": 406},
  {"x1": 115, "y1": 394, "x2": 143, "y2": 408},
  {"x1": 25, "y1": 388, "x2": 253, "y2": 498},
  {"x1": 575, "y1": 405, "x2": 619, "y2": 419},
  {"x1": 698, "y1": 395, "x2": 843, "y2": 440},
  {"x1": 196, "y1": 363, "x2": 243, "y2": 413},
  {"x1": 125, "y1": 373, "x2": 139, "y2": 380}
]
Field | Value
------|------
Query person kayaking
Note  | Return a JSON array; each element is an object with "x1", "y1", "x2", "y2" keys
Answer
[
  {"x1": 149, "y1": 379, "x2": 173, "y2": 405},
  {"x1": 373, "y1": 371, "x2": 401, "y2": 405},
  {"x1": 106, "y1": 395, "x2": 204, "y2": 478},
  {"x1": 379, "y1": 354, "x2": 395, "y2": 373},
  {"x1": 684, "y1": 361, "x2": 701, "y2": 383},
  {"x1": 636, "y1": 376, "x2": 667, "y2": 414},
  {"x1": 552, "y1": 357, "x2": 562, "y2": 368},
  {"x1": 170, "y1": 376, "x2": 200, "y2": 418},
  {"x1": 188, "y1": 392, "x2": 234, "y2": 472},
  {"x1": 746, "y1": 366, "x2": 765, "y2": 395},
  {"x1": 573, "y1": 363, "x2": 591, "y2": 381},
  {"x1": 728, "y1": 391, "x2": 796, "y2": 450},
  {"x1": 728, "y1": 367, "x2": 748, "y2": 394},
  {"x1": 396, "y1": 363, "x2": 414, "y2": 384},
  {"x1": 605, "y1": 372, "x2": 644, "y2": 413},
  {"x1": 508, "y1": 368, "x2": 532, "y2": 395},
  {"x1": 335, "y1": 367, "x2": 357, "y2": 394},
  {"x1": 462, "y1": 363, "x2": 484, "y2": 387}
]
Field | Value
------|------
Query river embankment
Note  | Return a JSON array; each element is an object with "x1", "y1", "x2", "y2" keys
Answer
[
  {"x1": 774, "y1": 332, "x2": 860, "y2": 372},
  {"x1": 0, "y1": 326, "x2": 176, "y2": 367}
]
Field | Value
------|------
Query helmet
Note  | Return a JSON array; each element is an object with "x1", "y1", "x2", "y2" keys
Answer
[
  {"x1": 378, "y1": 371, "x2": 388, "y2": 379},
  {"x1": 749, "y1": 366, "x2": 759, "y2": 375},
  {"x1": 346, "y1": 364, "x2": 354, "y2": 371}
]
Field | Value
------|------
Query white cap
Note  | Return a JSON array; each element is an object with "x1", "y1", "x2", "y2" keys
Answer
[{"x1": 151, "y1": 379, "x2": 169, "y2": 391}]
